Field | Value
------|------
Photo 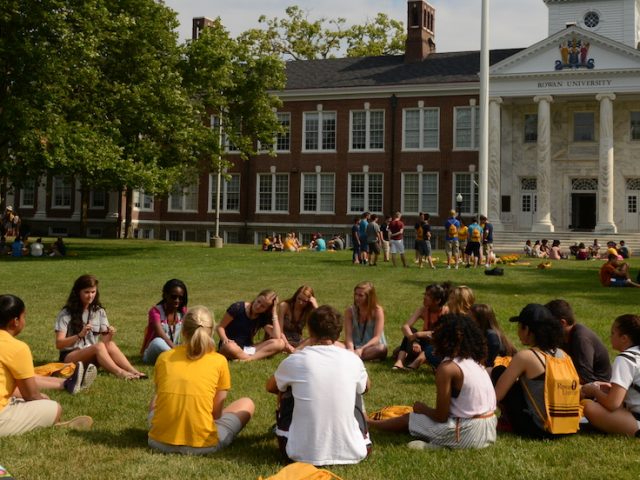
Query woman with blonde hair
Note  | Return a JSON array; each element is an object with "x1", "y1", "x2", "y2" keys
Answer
[
  {"x1": 148, "y1": 306, "x2": 254, "y2": 455},
  {"x1": 447, "y1": 285, "x2": 475, "y2": 316},
  {"x1": 344, "y1": 281, "x2": 387, "y2": 361}
]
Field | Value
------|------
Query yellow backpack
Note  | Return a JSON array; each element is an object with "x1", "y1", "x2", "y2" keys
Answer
[
  {"x1": 259, "y1": 462, "x2": 344, "y2": 480},
  {"x1": 522, "y1": 349, "x2": 582, "y2": 434},
  {"x1": 447, "y1": 222, "x2": 458, "y2": 238},
  {"x1": 471, "y1": 226, "x2": 482, "y2": 242},
  {"x1": 367, "y1": 405, "x2": 413, "y2": 421}
]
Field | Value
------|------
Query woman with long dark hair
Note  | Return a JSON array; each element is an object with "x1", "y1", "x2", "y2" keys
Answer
[
  {"x1": 55, "y1": 274, "x2": 145, "y2": 379},
  {"x1": 141, "y1": 279, "x2": 188, "y2": 364},
  {"x1": 277, "y1": 285, "x2": 318, "y2": 353}
]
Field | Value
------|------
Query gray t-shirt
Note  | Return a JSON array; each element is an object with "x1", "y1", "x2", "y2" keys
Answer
[
  {"x1": 55, "y1": 308, "x2": 110, "y2": 352},
  {"x1": 365, "y1": 222, "x2": 380, "y2": 244}
]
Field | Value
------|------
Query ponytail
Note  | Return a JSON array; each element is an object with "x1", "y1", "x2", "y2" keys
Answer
[{"x1": 181, "y1": 306, "x2": 215, "y2": 360}]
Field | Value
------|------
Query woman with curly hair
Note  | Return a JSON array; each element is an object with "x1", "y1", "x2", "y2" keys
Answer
[
  {"x1": 582, "y1": 314, "x2": 640, "y2": 436},
  {"x1": 277, "y1": 285, "x2": 318, "y2": 353},
  {"x1": 55, "y1": 274, "x2": 145, "y2": 379},
  {"x1": 344, "y1": 281, "x2": 387, "y2": 361},
  {"x1": 369, "y1": 314, "x2": 497, "y2": 449},
  {"x1": 492, "y1": 303, "x2": 573, "y2": 438}
]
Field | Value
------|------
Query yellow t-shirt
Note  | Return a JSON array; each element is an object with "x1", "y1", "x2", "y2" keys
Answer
[
  {"x1": 149, "y1": 345, "x2": 231, "y2": 448},
  {"x1": 0, "y1": 330, "x2": 35, "y2": 410}
]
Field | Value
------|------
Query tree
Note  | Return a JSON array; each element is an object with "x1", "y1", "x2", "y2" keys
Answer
[{"x1": 240, "y1": 5, "x2": 406, "y2": 61}]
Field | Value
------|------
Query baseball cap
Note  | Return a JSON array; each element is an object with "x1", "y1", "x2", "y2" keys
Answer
[{"x1": 509, "y1": 303, "x2": 554, "y2": 327}]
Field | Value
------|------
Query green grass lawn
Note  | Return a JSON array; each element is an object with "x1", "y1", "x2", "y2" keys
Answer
[{"x1": 1, "y1": 239, "x2": 639, "y2": 479}]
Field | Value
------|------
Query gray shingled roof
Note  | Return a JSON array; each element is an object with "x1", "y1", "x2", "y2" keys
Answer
[{"x1": 285, "y1": 49, "x2": 523, "y2": 90}]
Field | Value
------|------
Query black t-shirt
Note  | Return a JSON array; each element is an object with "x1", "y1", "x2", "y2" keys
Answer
[
  {"x1": 223, "y1": 301, "x2": 271, "y2": 348},
  {"x1": 565, "y1": 323, "x2": 612, "y2": 384}
]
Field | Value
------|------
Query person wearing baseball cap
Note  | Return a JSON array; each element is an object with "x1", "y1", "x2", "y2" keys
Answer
[{"x1": 491, "y1": 304, "x2": 571, "y2": 438}]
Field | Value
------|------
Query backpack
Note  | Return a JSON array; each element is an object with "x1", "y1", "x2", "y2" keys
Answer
[
  {"x1": 522, "y1": 348, "x2": 582, "y2": 434},
  {"x1": 471, "y1": 226, "x2": 482, "y2": 242},
  {"x1": 447, "y1": 222, "x2": 458, "y2": 238},
  {"x1": 258, "y1": 462, "x2": 344, "y2": 480}
]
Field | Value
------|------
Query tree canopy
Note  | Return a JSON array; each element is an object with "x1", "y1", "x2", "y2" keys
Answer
[{"x1": 240, "y1": 5, "x2": 406, "y2": 61}]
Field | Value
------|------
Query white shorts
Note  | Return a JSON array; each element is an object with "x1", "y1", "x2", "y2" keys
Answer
[
  {"x1": 390, "y1": 239, "x2": 405, "y2": 255},
  {"x1": 0, "y1": 397, "x2": 59, "y2": 437},
  {"x1": 148, "y1": 412, "x2": 243, "y2": 455},
  {"x1": 408, "y1": 412, "x2": 496, "y2": 449}
]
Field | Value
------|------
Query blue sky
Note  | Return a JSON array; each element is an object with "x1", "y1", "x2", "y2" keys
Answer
[{"x1": 163, "y1": 0, "x2": 549, "y2": 52}]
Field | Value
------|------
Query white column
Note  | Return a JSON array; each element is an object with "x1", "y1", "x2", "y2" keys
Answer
[
  {"x1": 488, "y1": 97, "x2": 503, "y2": 231},
  {"x1": 532, "y1": 95, "x2": 554, "y2": 232},
  {"x1": 71, "y1": 178, "x2": 81, "y2": 220},
  {"x1": 595, "y1": 93, "x2": 617, "y2": 233},
  {"x1": 33, "y1": 178, "x2": 47, "y2": 219}
]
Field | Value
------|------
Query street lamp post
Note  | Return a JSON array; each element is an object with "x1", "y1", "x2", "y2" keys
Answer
[{"x1": 456, "y1": 193, "x2": 463, "y2": 219}]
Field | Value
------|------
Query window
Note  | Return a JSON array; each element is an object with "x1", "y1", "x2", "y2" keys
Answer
[
  {"x1": 573, "y1": 112, "x2": 595, "y2": 142},
  {"x1": 454, "y1": 106, "x2": 480, "y2": 149},
  {"x1": 19, "y1": 180, "x2": 36, "y2": 208},
  {"x1": 403, "y1": 108, "x2": 439, "y2": 150},
  {"x1": 276, "y1": 112, "x2": 291, "y2": 152},
  {"x1": 52, "y1": 176, "x2": 72, "y2": 208},
  {"x1": 351, "y1": 110, "x2": 384, "y2": 150},
  {"x1": 303, "y1": 111, "x2": 336, "y2": 151},
  {"x1": 169, "y1": 183, "x2": 198, "y2": 212},
  {"x1": 524, "y1": 114, "x2": 538, "y2": 143},
  {"x1": 583, "y1": 11, "x2": 600, "y2": 29},
  {"x1": 631, "y1": 112, "x2": 640, "y2": 141},
  {"x1": 454, "y1": 173, "x2": 479, "y2": 214},
  {"x1": 257, "y1": 173, "x2": 289, "y2": 212},
  {"x1": 301, "y1": 173, "x2": 335, "y2": 213},
  {"x1": 348, "y1": 173, "x2": 383, "y2": 213},
  {"x1": 133, "y1": 190, "x2": 154, "y2": 211},
  {"x1": 209, "y1": 174, "x2": 240, "y2": 212},
  {"x1": 89, "y1": 190, "x2": 106, "y2": 209},
  {"x1": 402, "y1": 173, "x2": 438, "y2": 214}
]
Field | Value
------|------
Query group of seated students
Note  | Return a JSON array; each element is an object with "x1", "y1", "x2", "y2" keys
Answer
[
  {"x1": 3, "y1": 278, "x2": 640, "y2": 467},
  {"x1": 1, "y1": 235, "x2": 66, "y2": 258},
  {"x1": 524, "y1": 238, "x2": 631, "y2": 261}
]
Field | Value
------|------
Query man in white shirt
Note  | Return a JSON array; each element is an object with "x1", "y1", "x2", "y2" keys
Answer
[{"x1": 267, "y1": 305, "x2": 370, "y2": 466}]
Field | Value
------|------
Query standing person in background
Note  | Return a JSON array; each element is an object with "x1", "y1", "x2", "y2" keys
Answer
[
  {"x1": 457, "y1": 219, "x2": 468, "y2": 267},
  {"x1": 545, "y1": 299, "x2": 611, "y2": 384},
  {"x1": 444, "y1": 210, "x2": 460, "y2": 269},
  {"x1": 389, "y1": 211, "x2": 408, "y2": 268},
  {"x1": 423, "y1": 214, "x2": 436, "y2": 269},
  {"x1": 380, "y1": 216, "x2": 391, "y2": 262},
  {"x1": 414, "y1": 213, "x2": 425, "y2": 265},
  {"x1": 480, "y1": 215, "x2": 494, "y2": 267},
  {"x1": 358, "y1": 212, "x2": 370, "y2": 266},
  {"x1": 465, "y1": 217, "x2": 483, "y2": 268},
  {"x1": 366, "y1": 214, "x2": 382, "y2": 267},
  {"x1": 351, "y1": 217, "x2": 361, "y2": 265}
]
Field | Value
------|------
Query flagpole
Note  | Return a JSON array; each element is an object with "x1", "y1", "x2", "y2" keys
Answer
[{"x1": 478, "y1": 0, "x2": 490, "y2": 217}]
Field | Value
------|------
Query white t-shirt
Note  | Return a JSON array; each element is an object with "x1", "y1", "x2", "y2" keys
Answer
[
  {"x1": 30, "y1": 242, "x2": 44, "y2": 257},
  {"x1": 610, "y1": 346, "x2": 640, "y2": 415},
  {"x1": 274, "y1": 345, "x2": 368, "y2": 466}
]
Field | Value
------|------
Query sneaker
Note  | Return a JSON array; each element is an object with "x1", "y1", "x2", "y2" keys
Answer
[
  {"x1": 64, "y1": 362, "x2": 84, "y2": 395},
  {"x1": 81, "y1": 363, "x2": 98, "y2": 391},
  {"x1": 447, "y1": 265, "x2": 451, "y2": 269},
  {"x1": 407, "y1": 440, "x2": 442, "y2": 450},
  {"x1": 56, "y1": 415, "x2": 94, "y2": 431},
  {"x1": 454, "y1": 265, "x2": 459, "y2": 270}
]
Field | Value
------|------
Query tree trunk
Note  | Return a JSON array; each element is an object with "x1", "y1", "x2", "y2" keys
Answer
[{"x1": 124, "y1": 187, "x2": 133, "y2": 238}]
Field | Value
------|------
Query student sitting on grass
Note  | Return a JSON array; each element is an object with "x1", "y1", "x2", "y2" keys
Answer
[
  {"x1": 599, "y1": 253, "x2": 640, "y2": 288},
  {"x1": 392, "y1": 283, "x2": 450, "y2": 371},
  {"x1": 492, "y1": 304, "x2": 577, "y2": 439},
  {"x1": 369, "y1": 314, "x2": 497, "y2": 450},
  {"x1": 470, "y1": 303, "x2": 517, "y2": 368},
  {"x1": 55, "y1": 274, "x2": 146, "y2": 379},
  {"x1": 1, "y1": 294, "x2": 93, "y2": 437},
  {"x1": 148, "y1": 306, "x2": 254, "y2": 454},
  {"x1": 581, "y1": 314, "x2": 640, "y2": 437},
  {"x1": 141, "y1": 279, "x2": 188, "y2": 365},
  {"x1": 216, "y1": 289, "x2": 285, "y2": 361},
  {"x1": 267, "y1": 305, "x2": 371, "y2": 465},
  {"x1": 344, "y1": 281, "x2": 387, "y2": 361}
]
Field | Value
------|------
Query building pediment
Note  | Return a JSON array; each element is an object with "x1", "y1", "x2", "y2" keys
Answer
[{"x1": 491, "y1": 26, "x2": 640, "y2": 77}]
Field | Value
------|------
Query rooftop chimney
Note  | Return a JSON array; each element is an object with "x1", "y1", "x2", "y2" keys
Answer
[
  {"x1": 192, "y1": 17, "x2": 216, "y2": 40},
  {"x1": 405, "y1": 0, "x2": 436, "y2": 63}
]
